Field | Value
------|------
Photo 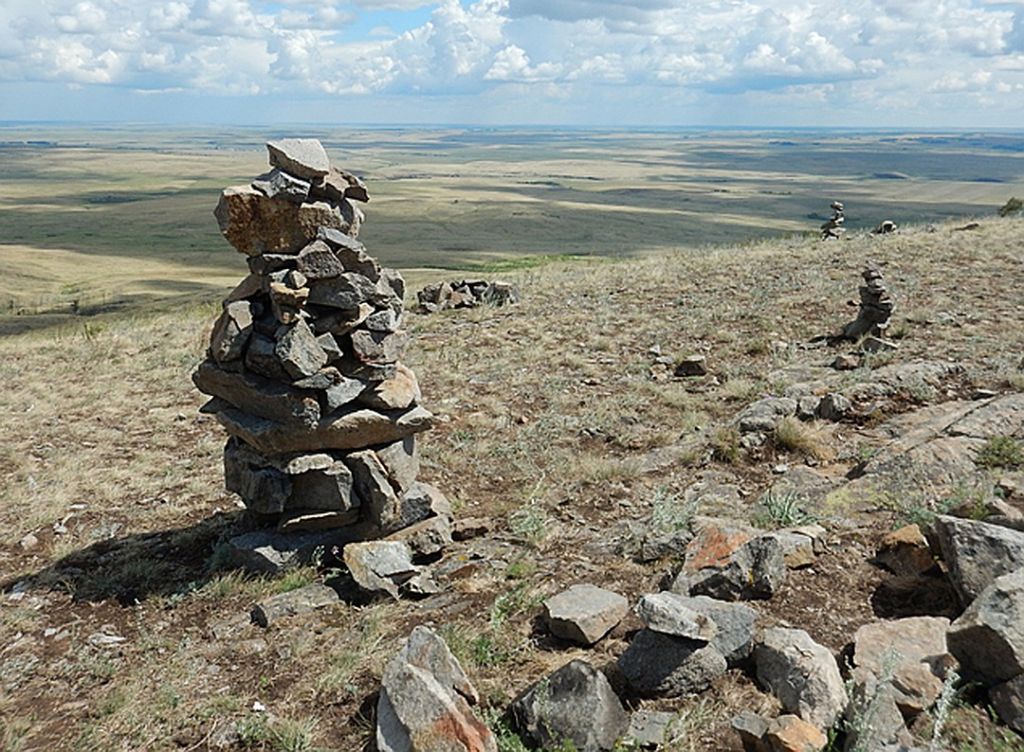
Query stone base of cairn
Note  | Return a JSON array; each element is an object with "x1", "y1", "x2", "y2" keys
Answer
[
  {"x1": 416, "y1": 278, "x2": 520, "y2": 313},
  {"x1": 841, "y1": 261, "x2": 895, "y2": 342},
  {"x1": 193, "y1": 139, "x2": 449, "y2": 562},
  {"x1": 820, "y1": 201, "x2": 845, "y2": 240}
]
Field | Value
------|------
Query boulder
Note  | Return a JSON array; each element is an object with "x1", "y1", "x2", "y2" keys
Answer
[
  {"x1": 290, "y1": 460, "x2": 358, "y2": 512},
  {"x1": 209, "y1": 300, "x2": 254, "y2": 363},
  {"x1": 635, "y1": 592, "x2": 716, "y2": 641},
  {"x1": 344, "y1": 540, "x2": 417, "y2": 599},
  {"x1": 542, "y1": 584, "x2": 629, "y2": 645},
  {"x1": 755, "y1": 628, "x2": 847, "y2": 728},
  {"x1": 817, "y1": 393, "x2": 851, "y2": 422},
  {"x1": 266, "y1": 138, "x2": 330, "y2": 180},
  {"x1": 934, "y1": 515, "x2": 1024, "y2": 605},
  {"x1": 481, "y1": 281, "x2": 519, "y2": 307},
  {"x1": 675, "y1": 526, "x2": 785, "y2": 601},
  {"x1": 511, "y1": 660, "x2": 629, "y2": 752},
  {"x1": 311, "y1": 166, "x2": 370, "y2": 204},
  {"x1": 853, "y1": 617, "x2": 951, "y2": 677},
  {"x1": 947, "y1": 568, "x2": 1024, "y2": 686},
  {"x1": 399, "y1": 482, "x2": 452, "y2": 529},
  {"x1": 224, "y1": 441, "x2": 291, "y2": 514},
  {"x1": 618, "y1": 629, "x2": 727, "y2": 697},
  {"x1": 377, "y1": 626, "x2": 496, "y2": 752}
]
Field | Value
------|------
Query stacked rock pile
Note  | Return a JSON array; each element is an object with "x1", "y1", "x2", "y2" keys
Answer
[
  {"x1": 820, "y1": 200, "x2": 845, "y2": 240},
  {"x1": 841, "y1": 261, "x2": 895, "y2": 342},
  {"x1": 194, "y1": 138, "x2": 448, "y2": 545},
  {"x1": 416, "y1": 278, "x2": 520, "y2": 313}
]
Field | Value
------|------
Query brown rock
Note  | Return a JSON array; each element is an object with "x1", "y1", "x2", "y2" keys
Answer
[
  {"x1": 192, "y1": 358, "x2": 320, "y2": 428},
  {"x1": 764, "y1": 715, "x2": 826, "y2": 752},
  {"x1": 269, "y1": 282, "x2": 309, "y2": 324},
  {"x1": 214, "y1": 185, "x2": 347, "y2": 256},
  {"x1": 351, "y1": 329, "x2": 409, "y2": 365},
  {"x1": 209, "y1": 300, "x2": 254, "y2": 363},
  {"x1": 675, "y1": 355, "x2": 708, "y2": 377},
  {"x1": 875, "y1": 524, "x2": 934, "y2": 576},
  {"x1": 360, "y1": 363, "x2": 421, "y2": 410}
]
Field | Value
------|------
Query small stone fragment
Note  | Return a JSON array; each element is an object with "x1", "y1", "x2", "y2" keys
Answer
[
  {"x1": 674, "y1": 355, "x2": 708, "y2": 377},
  {"x1": 266, "y1": 138, "x2": 330, "y2": 180}
]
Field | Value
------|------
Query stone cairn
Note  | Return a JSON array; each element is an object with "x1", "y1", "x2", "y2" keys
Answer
[
  {"x1": 820, "y1": 200, "x2": 845, "y2": 240},
  {"x1": 841, "y1": 261, "x2": 895, "y2": 341},
  {"x1": 416, "y1": 278, "x2": 520, "y2": 313},
  {"x1": 193, "y1": 138, "x2": 449, "y2": 556}
]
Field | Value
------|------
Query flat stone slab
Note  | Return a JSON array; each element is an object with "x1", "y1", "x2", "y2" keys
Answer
[
  {"x1": 250, "y1": 583, "x2": 339, "y2": 627},
  {"x1": 543, "y1": 584, "x2": 628, "y2": 645},
  {"x1": 344, "y1": 540, "x2": 417, "y2": 599},
  {"x1": 266, "y1": 138, "x2": 330, "y2": 180},
  {"x1": 635, "y1": 592, "x2": 716, "y2": 641}
]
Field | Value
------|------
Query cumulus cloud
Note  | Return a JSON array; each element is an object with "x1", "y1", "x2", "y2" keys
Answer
[{"x1": 0, "y1": 0, "x2": 1021, "y2": 121}]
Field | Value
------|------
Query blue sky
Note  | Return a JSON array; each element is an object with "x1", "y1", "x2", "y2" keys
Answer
[{"x1": 1, "y1": 0, "x2": 1023, "y2": 127}]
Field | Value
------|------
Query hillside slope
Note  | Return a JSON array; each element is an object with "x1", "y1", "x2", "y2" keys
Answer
[{"x1": 1, "y1": 216, "x2": 1023, "y2": 750}]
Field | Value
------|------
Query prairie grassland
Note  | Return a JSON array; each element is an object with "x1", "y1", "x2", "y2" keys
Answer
[{"x1": 1, "y1": 213, "x2": 1022, "y2": 750}]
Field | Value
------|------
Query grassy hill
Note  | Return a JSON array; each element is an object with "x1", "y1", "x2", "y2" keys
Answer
[{"x1": 1, "y1": 213, "x2": 1023, "y2": 750}]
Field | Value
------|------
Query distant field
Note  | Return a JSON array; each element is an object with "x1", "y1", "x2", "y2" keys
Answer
[{"x1": 1, "y1": 125, "x2": 1022, "y2": 334}]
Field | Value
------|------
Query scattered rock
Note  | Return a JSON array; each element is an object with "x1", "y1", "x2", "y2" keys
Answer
[
  {"x1": 675, "y1": 355, "x2": 708, "y2": 377},
  {"x1": 817, "y1": 393, "x2": 851, "y2": 422},
  {"x1": 618, "y1": 628, "x2": 727, "y2": 697},
  {"x1": 875, "y1": 524, "x2": 934, "y2": 576},
  {"x1": 675, "y1": 524, "x2": 785, "y2": 601},
  {"x1": 417, "y1": 279, "x2": 520, "y2": 313},
  {"x1": 542, "y1": 584, "x2": 629, "y2": 646},
  {"x1": 511, "y1": 660, "x2": 629, "y2": 752},
  {"x1": 250, "y1": 583, "x2": 339, "y2": 627},
  {"x1": 635, "y1": 592, "x2": 717, "y2": 641},
  {"x1": 377, "y1": 626, "x2": 496, "y2": 752},
  {"x1": 765, "y1": 714, "x2": 828, "y2": 752},
  {"x1": 934, "y1": 515, "x2": 1024, "y2": 605},
  {"x1": 737, "y1": 397, "x2": 799, "y2": 434},
  {"x1": 832, "y1": 353, "x2": 861, "y2": 371},
  {"x1": 625, "y1": 709, "x2": 677, "y2": 749},
  {"x1": 755, "y1": 627, "x2": 847, "y2": 728},
  {"x1": 947, "y1": 567, "x2": 1024, "y2": 686},
  {"x1": 344, "y1": 540, "x2": 417, "y2": 598}
]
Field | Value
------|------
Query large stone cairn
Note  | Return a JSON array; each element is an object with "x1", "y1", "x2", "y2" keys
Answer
[
  {"x1": 194, "y1": 138, "x2": 443, "y2": 540},
  {"x1": 820, "y1": 200, "x2": 845, "y2": 240},
  {"x1": 841, "y1": 261, "x2": 895, "y2": 341}
]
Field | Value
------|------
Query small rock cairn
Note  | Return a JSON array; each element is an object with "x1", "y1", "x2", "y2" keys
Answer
[
  {"x1": 820, "y1": 200, "x2": 845, "y2": 240},
  {"x1": 194, "y1": 139, "x2": 447, "y2": 545},
  {"x1": 416, "y1": 278, "x2": 520, "y2": 313},
  {"x1": 842, "y1": 261, "x2": 895, "y2": 341}
]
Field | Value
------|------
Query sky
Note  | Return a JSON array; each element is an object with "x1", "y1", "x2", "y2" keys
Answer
[{"x1": 1, "y1": 0, "x2": 1023, "y2": 127}]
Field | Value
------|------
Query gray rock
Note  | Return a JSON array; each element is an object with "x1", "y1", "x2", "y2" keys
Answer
[
  {"x1": 293, "y1": 367, "x2": 365, "y2": 412},
  {"x1": 365, "y1": 309, "x2": 401, "y2": 333},
  {"x1": 251, "y1": 167, "x2": 311, "y2": 203},
  {"x1": 344, "y1": 540, "x2": 417, "y2": 599},
  {"x1": 251, "y1": 583, "x2": 338, "y2": 627},
  {"x1": 736, "y1": 397, "x2": 798, "y2": 433},
  {"x1": 224, "y1": 440, "x2": 291, "y2": 514},
  {"x1": 209, "y1": 300, "x2": 254, "y2": 363},
  {"x1": 755, "y1": 627, "x2": 847, "y2": 728},
  {"x1": 266, "y1": 138, "x2": 330, "y2": 180},
  {"x1": 384, "y1": 515, "x2": 453, "y2": 559},
  {"x1": 316, "y1": 227, "x2": 382, "y2": 281},
  {"x1": 731, "y1": 712, "x2": 769, "y2": 752},
  {"x1": 307, "y1": 272, "x2": 381, "y2": 310},
  {"x1": 660, "y1": 594, "x2": 758, "y2": 667},
  {"x1": 347, "y1": 449, "x2": 402, "y2": 532},
  {"x1": 990, "y1": 673, "x2": 1024, "y2": 734},
  {"x1": 376, "y1": 437, "x2": 419, "y2": 494},
  {"x1": 511, "y1": 660, "x2": 629, "y2": 752},
  {"x1": 226, "y1": 528, "x2": 352, "y2": 574},
  {"x1": 311, "y1": 166, "x2": 370, "y2": 204},
  {"x1": 480, "y1": 281, "x2": 519, "y2": 307},
  {"x1": 244, "y1": 333, "x2": 291, "y2": 381},
  {"x1": 618, "y1": 629, "x2": 727, "y2": 697},
  {"x1": 797, "y1": 395, "x2": 822, "y2": 421},
  {"x1": 316, "y1": 333, "x2": 343, "y2": 361},
  {"x1": 635, "y1": 592, "x2": 716, "y2": 641},
  {"x1": 351, "y1": 329, "x2": 409, "y2": 365},
  {"x1": 934, "y1": 515, "x2": 1024, "y2": 605},
  {"x1": 313, "y1": 302, "x2": 374, "y2": 336},
  {"x1": 677, "y1": 535, "x2": 786, "y2": 601},
  {"x1": 399, "y1": 482, "x2": 452, "y2": 528},
  {"x1": 817, "y1": 392, "x2": 852, "y2": 422},
  {"x1": 247, "y1": 253, "x2": 295, "y2": 276},
  {"x1": 843, "y1": 668, "x2": 911, "y2": 752},
  {"x1": 296, "y1": 239, "x2": 345, "y2": 280},
  {"x1": 193, "y1": 359, "x2": 321, "y2": 428},
  {"x1": 381, "y1": 267, "x2": 406, "y2": 303},
  {"x1": 947, "y1": 568, "x2": 1024, "y2": 686},
  {"x1": 625, "y1": 710, "x2": 677, "y2": 749},
  {"x1": 275, "y1": 319, "x2": 327, "y2": 380},
  {"x1": 674, "y1": 355, "x2": 708, "y2": 378},
  {"x1": 542, "y1": 584, "x2": 629, "y2": 645},
  {"x1": 290, "y1": 460, "x2": 358, "y2": 512},
  {"x1": 377, "y1": 626, "x2": 496, "y2": 752}
]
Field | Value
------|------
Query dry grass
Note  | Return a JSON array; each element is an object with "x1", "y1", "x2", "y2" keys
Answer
[{"x1": 0, "y1": 215, "x2": 1022, "y2": 748}]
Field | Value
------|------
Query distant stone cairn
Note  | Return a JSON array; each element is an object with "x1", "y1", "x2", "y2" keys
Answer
[
  {"x1": 194, "y1": 138, "x2": 450, "y2": 542},
  {"x1": 842, "y1": 262, "x2": 895, "y2": 340},
  {"x1": 820, "y1": 201, "x2": 845, "y2": 240},
  {"x1": 416, "y1": 278, "x2": 520, "y2": 313}
]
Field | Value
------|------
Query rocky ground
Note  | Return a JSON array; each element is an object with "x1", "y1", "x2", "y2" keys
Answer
[{"x1": 1, "y1": 215, "x2": 1023, "y2": 751}]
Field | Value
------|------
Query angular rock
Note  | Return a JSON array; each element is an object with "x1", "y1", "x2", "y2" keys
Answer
[
  {"x1": 316, "y1": 332, "x2": 343, "y2": 361},
  {"x1": 344, "y1": 540, "x2": 417, "y2": 598},
  {"x1": 817, "y1": 393, "x2": 851, "y2": 422},
  {"x1": 311, "y1": 166, "x2": 370, "y2": 204},
  {"x1": 307, "y1": 272, "x2": 381, "y2": 310},
  {"x1": 542, "y1": 584, "x2": 629, "y2": 646},
  {"x1": 293, "y1": 367, "x2": 365, "y2": 412},
  {"x1": 618, "y1": 629, "x2": 727, "y2": 697},
  {"x1": 625, "y1": 709, "x2": 677, "y2": 749},
  {"x1": 347, "y1": 449, "x2": 402, "y2": 532},
  {"x1": 381, "y1": 267, "x2": 406, "y2": 302},
  {"x1": 732, "y1": 712, "x2": 770, "y2": 752},
  {"x1": 481, "y1": 281, "x2": 519, "y2": 307},
  {"x1": 275, "y1": 319, "x2": 328, "y2": 380},
  {"x1": 226, "y1": 528, "x2": 353, "y2": 574},
  {"x1": 399, "y1": 482, "x2": 452, "y2": 529},
  {"x1": 244, "y1": 333, "x2": 291, "y2": 382},
  {"x1": 266, "y1": 138, "x2": 330, "y2": 180},
  {"x1": 377, "y1": 626, "x2": 495, "y2": 752},
  {"x1": 209, "y1": 300, "x2": 254, "y2": 363},
  {"x1": 376, "y1": 437, "x2": 420, "y2": 494},
  {"x1": 251, "y1": 167, "x2": 311, "y2": 203},
  {"x1": 224, "y1": 441, "x2": 292, "y2": 514},
  {"x1": 755, "y1": 627, "x2": 847, "y2": 728},
  {"x1": 675, "y1": 355, "x2": 708, "y2": 378},
  {"x1": 312, "y1": 302, "x2": 374, "y2": 336},
  {"x1": 947, "y1": 568, "x2": 1024, "y2": 686},
  {"x1": 853, "y1": 617, "x2": 951, "y2": 678},
  {"x1": 268, "y1": 281, "x2": 309, "y2": 324},
  {"x1": 384, "y1": 515, "x2": 452, "y2": 559},
  {"x1": 990, "y1": 673, "x2": 1024, "y2": 734},
  {"x1": 290, "y1": 460, "x2": 357, "y2": 512},
  {"x1": 875, "y1": 524, "x2": 934, "y2": 576},
  {"x1": 890, "y1": 662, "x2": 944, "y2": 716},
  {"x1": 736, "y1": 398, "x2": 799, "y2": 433},
  {"x1": 317, "y1": 227, "x2": 381, "y2": 281},
  {"x1": 215, "y1": 403, "x2": 434, "y2": 455},
  {"x1": 660, "y1": 594, "x2": 758, "y2": 666},
  {"x1": 635, "y1": 592, "x2": 717, "y2": 641},
  {"x1": 843, "y1": 668, "x2": 910, "y2": 752},
  {"x1": 193, "y1": 359, "x2": 321, "y2": 428},
  {"x1": 360, "y1": 363, "x2": 421, "y2": 410},
  {"x1": 295, "y1": 239, "x2": 345, "y2": 280},
  {"x1": 214, "y1": 185, "x2": 346, "y2": 256},
  {"x1": 765, "y1": 715, "x2": 827, "y2": 752},
  {"x1": 351, "y1": 329, "x2": 409, "y2": 365},
  {"x1": 934, "y1": 515, "x2": 1024, "y2": 605},
  {"x1": 365, "y1": 309, "x2": 401, "y2": 333},
  {"x1": 511, "y1": 660, "x2": 629, "y2": 752},
  {"x1": 676, "y1": 527, "x2": 785, "y2": 601},
  {"x1": 250, "y1": 583, "x2": 338, "y2": 627}
]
